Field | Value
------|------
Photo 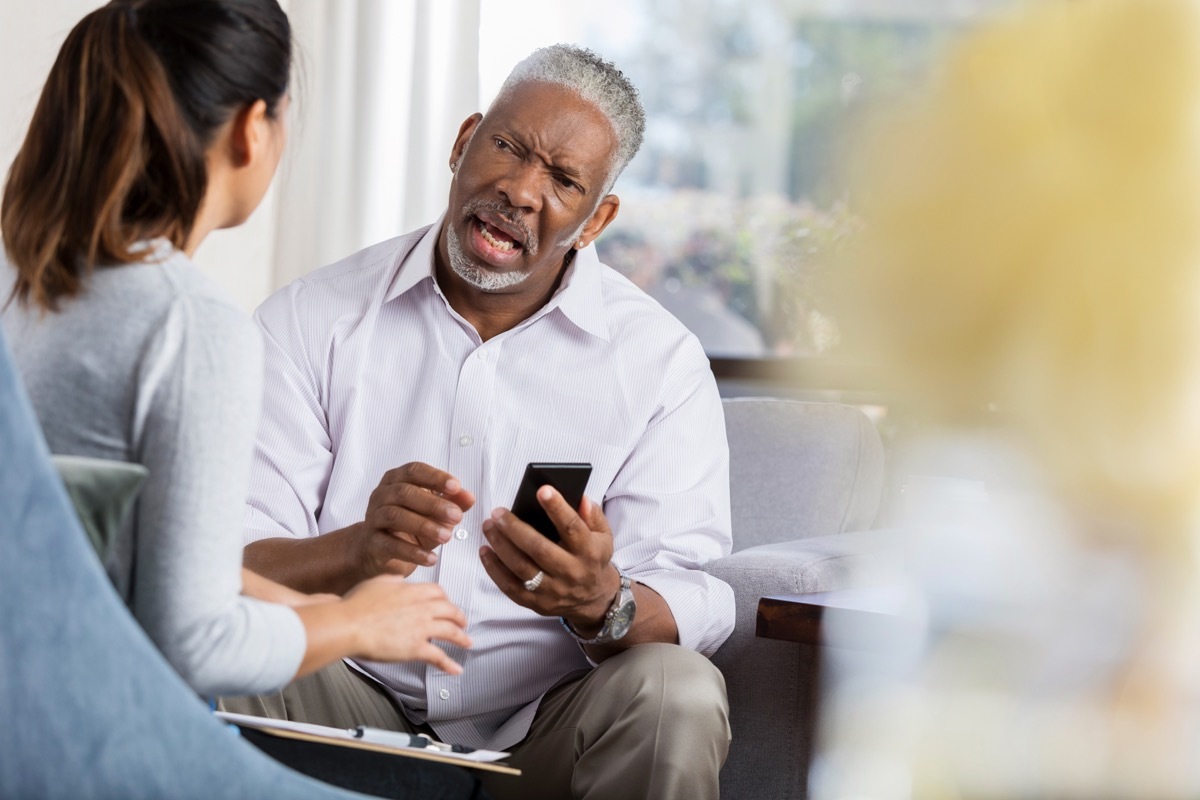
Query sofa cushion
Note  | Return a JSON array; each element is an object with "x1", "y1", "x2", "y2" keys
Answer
[{"x1": 722, "y1": 398, "x2": 886, "y2": 551}]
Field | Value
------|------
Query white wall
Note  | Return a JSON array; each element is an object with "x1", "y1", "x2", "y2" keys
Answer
[
  {"x1": 0, "y1": 0, "x2": 279, "y2": 313},
  {"x1": 0, "y1": 1, "x2": 102, "y2": 173},
  {"x1": 0, "y1": 1, "x2": 482, "y2": 312}
]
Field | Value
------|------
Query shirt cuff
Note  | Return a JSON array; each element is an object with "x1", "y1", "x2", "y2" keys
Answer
[{"x1": 632, "y1": 569, "x2": 735, "y2": 656}]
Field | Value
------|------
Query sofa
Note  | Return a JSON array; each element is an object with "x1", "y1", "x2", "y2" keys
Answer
[{"x1": 705, "y1": 397, "x2": 894, "y2": 800}]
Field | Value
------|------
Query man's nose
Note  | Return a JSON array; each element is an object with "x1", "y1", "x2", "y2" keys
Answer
[{"x1": 495, "y1": 162, "x2": 543, "y2": 213}]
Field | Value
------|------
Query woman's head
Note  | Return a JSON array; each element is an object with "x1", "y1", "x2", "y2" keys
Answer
[{"x1": 2, "y1": 0, "x2": 292, "y2": 310}]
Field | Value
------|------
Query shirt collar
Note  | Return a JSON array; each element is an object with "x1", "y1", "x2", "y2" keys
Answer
[
  {"x1": 383, "y1": 214, "x2": 443, "y2": 304},
  {"x1": 550, "y1": 243, "x2": 610, "y2": 342},
  {"x1": 384, "y1": 212, "x2": 611, "y2": 343}
]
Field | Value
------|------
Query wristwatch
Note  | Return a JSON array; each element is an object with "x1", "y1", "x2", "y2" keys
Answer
[{"x1": 562, "y1": 570, "x2": 637, "y2": 645}]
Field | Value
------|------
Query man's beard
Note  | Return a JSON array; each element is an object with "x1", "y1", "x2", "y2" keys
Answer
[{"x1": 446, "y1": 204, "x2": 536, "y2": 293}]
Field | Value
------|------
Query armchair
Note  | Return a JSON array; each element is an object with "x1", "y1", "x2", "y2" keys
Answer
[{"x1": 704, "y1": 398, "x2": 895, "y2": 800}]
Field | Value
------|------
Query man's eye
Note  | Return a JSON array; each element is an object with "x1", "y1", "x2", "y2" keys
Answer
[
  {"x1": 556, "y1": 175, "x2": 579, "y2": 191},
  {"x1": 494, "y1": 137, "x2": 510, "y2": 151}
]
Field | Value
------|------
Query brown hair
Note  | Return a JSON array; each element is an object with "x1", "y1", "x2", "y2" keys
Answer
[{"x1": 2, "y1": 0, "x2": 291, "y2": 310}]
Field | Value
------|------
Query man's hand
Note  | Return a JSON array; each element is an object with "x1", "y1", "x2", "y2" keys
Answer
[
  {"x1": 356, "y1": 463, "x2": 476, "y2": 579},
  {"x1": 479, "y1": 487, "x2": 621, "y2": 637},
  {"x1": 243, "y1": 463, "x2": 476, "y2": 595}
]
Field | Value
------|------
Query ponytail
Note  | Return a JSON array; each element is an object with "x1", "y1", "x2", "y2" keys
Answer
[{"x1": 2, "y1": 0, "x2": 291, "y2": 310}]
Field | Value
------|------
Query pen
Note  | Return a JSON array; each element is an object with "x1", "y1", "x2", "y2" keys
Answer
[
  {"x1": 353, "y1": 726, "x2": 431, "y2": 749},
  {"x1": 352, "y1": 726, "x2": 477, "y2": 754}
]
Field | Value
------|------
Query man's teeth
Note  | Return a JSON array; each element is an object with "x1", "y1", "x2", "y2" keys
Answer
[{"x1": 480, "y1": 224, "x2": 515, "y2": 251}]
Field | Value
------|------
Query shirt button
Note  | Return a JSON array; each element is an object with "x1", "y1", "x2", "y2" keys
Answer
[
  {"x1": 454, "y1": 528, "x2": 468, "y2": 540},
  {"x1": 439, "y1": 688, "x2": 451, "y2": 700},
  {"x1": 476, "y1": 350, "x2": 487, "y2": 361},
  {"x1": 458, "y1": 434, "x2": 472, "y2": 447}
]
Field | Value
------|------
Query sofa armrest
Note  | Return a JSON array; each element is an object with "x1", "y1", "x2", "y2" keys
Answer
[
  {"x1": 702, "y1": 529, "x2": 899, "y2": 800},
  {"x1": 704, "y1": 528, "x2": 900, "y2": 604}
]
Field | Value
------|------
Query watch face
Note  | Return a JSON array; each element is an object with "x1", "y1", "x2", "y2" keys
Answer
[{"x1": 609, "y1": 596, "x2": 636, "y2": 639}]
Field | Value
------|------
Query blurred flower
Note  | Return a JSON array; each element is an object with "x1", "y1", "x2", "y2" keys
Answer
[{"x1": 817, "y1": 1, "x2": 1200, "y2": 797}]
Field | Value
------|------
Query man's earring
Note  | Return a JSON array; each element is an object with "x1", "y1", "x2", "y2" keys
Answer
[{"x1": 577, "y1": 240, "x2": 585, "y2": 249}]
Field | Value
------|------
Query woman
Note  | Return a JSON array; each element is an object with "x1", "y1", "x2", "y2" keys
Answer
[{"x1": 1, "y1": 1, "x2": 472, "y2": 715}]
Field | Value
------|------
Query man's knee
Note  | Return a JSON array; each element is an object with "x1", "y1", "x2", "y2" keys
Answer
[{"x1": 599, "y1": 643, "x2": 729, "y2": 735}]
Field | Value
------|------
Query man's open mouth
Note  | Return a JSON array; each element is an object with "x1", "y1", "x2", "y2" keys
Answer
[
  {"x1": 473, "y1": 210, "x2": 527, "y2": 254},
  {"x1": 478, "y1": 219, "x2": 519, "y2": 252}
]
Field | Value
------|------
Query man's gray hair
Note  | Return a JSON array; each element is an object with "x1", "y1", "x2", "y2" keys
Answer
[{"x1": 491, "y1": 44, "x2": 646, "y2": 187}]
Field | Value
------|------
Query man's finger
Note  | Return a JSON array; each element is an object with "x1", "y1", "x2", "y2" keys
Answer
[
  {"x1": 443, "y1": 484, "x2": 477, "y2": 513},
  {"x1": 374, "y1": 484, "x2": 464, "y2": 528},
  {"x1": 479, "y1": 545, "x2": 530, "y2": 603},
  {"x1": 379, "y1": 463, "x2": 473, "y2": 512},
  {"x1": 480, "y1": 515, "x2": 545, "y2": 581},
  {"x1": 374, "y1": 534, "x2": 438, "y2": 569},
  {"x1": 371, "y1": 504, "x2": 453, "y2": 548},
  {"x1": 537, "y1": 486, "x2": 594, "y2": 544},
  {"x1": 579, "y1": 494, "x2": 612, "y2": 535}
]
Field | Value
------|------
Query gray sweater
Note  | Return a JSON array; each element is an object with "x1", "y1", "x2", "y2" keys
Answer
[{"x1": 2, "y1": 246, "x2": 305, "y2": 696}]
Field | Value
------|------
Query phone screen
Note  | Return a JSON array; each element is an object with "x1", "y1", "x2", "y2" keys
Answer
[{"x1": 510, "y1": 462, "x2": 593, "y2": 543}]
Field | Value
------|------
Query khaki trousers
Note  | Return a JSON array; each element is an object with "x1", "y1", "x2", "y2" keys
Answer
[{"x1": 221, "y1": 643, "x2": 730, "y2": 800}]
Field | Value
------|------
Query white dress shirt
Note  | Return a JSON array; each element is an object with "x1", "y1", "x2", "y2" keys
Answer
[{"x1": 245, "y1": 217, "x2": 734, "y2": 749}]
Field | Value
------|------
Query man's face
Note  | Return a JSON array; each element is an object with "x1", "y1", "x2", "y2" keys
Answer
[{"x1": 443, "y1": 81, "x2": 620, "y2": 294}]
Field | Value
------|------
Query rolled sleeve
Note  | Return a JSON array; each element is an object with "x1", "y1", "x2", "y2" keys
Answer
[
  {"x1": 634, "y1": 570, "x2": 735, "y2": 655},
  {"x1": 243, "y1": 283, "x2": 335, "y2": 543},
  {"x1": 606, "y1": 336, "x2": 735, "y2": 656}
]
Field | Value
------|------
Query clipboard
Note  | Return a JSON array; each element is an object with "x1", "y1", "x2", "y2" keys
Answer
[{"x1": 217, "y1": 712, "x2": 521, "y2": 776}]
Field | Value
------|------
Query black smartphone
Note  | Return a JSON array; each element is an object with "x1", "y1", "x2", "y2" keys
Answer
[{"x1": 510, "y1": 462, "x2": 593, "y2": 543}]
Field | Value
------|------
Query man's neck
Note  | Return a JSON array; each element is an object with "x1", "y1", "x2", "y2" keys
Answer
[{"x1": 434, "y1": 230, "x2": 568, "y2": 342}]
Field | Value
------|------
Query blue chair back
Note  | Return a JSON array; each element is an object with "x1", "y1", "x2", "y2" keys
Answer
[{"x1": 0, "y1": 328, "x2": 369, "y2": 799}]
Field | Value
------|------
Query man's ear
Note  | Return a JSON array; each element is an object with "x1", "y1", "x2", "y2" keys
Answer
[
  {"x1": 578, "y1": 195, "x2": 621, "y2": 248},
  {"x1": 229, "y1": 99, "x2": 269, "y2": 169},
  {"x1": 450, "y1": 113, "x2": 484, "y2": 172}
]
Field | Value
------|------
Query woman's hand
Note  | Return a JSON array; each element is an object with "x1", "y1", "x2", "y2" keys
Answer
[
  {"x1": 342, "y1": 576, "x2": 471, "y2": 673},
  {"x1": 293, "y1": 576, "x2": 471, "y2": 678}
]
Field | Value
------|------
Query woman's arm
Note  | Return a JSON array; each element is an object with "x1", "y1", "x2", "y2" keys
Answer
[
  {"x1": 240, "y1": 568, "x2": 338, "y2": 607},
  {"x1": 132, "y1": 293, "x2": 309, "y2": 695}
]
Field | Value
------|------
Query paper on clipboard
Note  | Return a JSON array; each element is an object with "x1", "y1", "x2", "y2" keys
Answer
[{"x1": 216, "y1": 711, "x2": 513, "y2": 764}]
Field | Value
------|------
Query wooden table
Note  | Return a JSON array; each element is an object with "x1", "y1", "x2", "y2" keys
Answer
[{"x1": 756, "y1": 586, "x2": 912, "y2": 650}]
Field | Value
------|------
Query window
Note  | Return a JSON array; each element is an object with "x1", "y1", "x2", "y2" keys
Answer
[{"x1": 480, "y1": 0, "x2": 1009, "y2": 365}]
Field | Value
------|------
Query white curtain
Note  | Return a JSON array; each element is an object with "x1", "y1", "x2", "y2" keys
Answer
[{"x1": 271, "y1": 0, "x2": 481, "y2": 288}]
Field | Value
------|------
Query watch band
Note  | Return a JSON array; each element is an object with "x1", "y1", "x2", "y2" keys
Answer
[{"x1": 561, "y1": 570, "x2": 636, "y2": 646}]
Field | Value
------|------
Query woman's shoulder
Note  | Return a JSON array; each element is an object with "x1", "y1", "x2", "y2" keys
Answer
[
  {"x1": 91, "y1": 246, "x2": 241, "y2": 315},
  {"x1": 3, "y1": 244, "x2": 258, "y2": 386},
  {"x1": 65, "y1": 247, "x2": 255, "y2": 351}
]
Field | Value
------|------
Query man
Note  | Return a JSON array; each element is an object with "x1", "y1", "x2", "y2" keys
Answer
[{"x1": 227, "y1": 45, "x2": 734, "y2": 800}]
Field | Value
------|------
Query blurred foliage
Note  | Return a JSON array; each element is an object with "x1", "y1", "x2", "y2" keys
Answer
[
  {"x1": 599, "y1": 190, "x2": 860, "y2": 355},
  {"x1": 768, "y1": 199, "x2": 862, "y2": 355},
  {"x1": 785, "y1": 19, "x2": 951, "y2": 205},
  {"x1": 585, "y1": 3, "x2": 982, "y2": 356}
]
